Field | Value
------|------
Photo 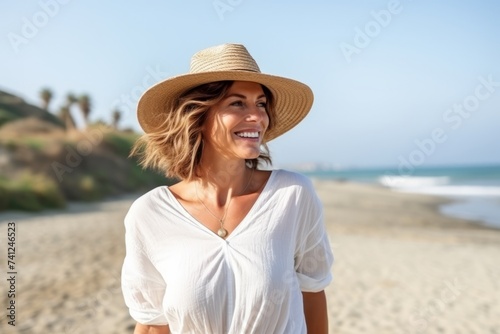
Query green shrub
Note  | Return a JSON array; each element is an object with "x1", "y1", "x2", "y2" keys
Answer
[
  {"x1": 0, "y1": 129, "x2": 174, "y2": 212},
  {"x1": 0, "y1": 108, "x2": 18, "y2": 127},
  {"x1": 22, "y1": 137, "x2": 45, "y2": 151},
  {"x1": 77, "y1": 175, "x2": 103, "y2": 201},
  {"x1": 1, "y1": 140, "x2": 18, "y2": 151},
  {"x1": 1, "y1": 137, "x2": 46, "y2": 152},
  {"x1": 0, "y1": 173, "x2": 66, "y2": 211},
  {"x1": 103, "y1": 132, "x2": 138, "y2": 157}
]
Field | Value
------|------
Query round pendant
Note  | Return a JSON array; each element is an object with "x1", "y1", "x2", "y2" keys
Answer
[{"x1": 217, "y1": 228, "x2": 227, "y2": 238}]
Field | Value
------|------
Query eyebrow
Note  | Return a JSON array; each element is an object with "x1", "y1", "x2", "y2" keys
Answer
[{"x1": 225, "y1": 93, "x2": 266, "y2": 99}]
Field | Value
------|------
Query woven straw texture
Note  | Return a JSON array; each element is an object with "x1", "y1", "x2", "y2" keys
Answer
[{"x1": 137, "y1": 44, "x2": 314, "y2": 141}]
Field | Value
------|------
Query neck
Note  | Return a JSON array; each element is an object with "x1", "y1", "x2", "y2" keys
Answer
[{"x1": 195, "y1": 158, "x2": 253, "y2": 206}]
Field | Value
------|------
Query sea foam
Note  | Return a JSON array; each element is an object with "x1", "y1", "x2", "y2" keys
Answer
[{"x1": 378, "y1": 176, "x2": 500, "y2": 197}]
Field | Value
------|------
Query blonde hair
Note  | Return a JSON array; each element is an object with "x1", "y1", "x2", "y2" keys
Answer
[{"x1": 131, "y1": 81, "x2": 275, "y2": 180}]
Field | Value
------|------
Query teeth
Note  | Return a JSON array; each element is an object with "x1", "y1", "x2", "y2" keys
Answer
[{"x1": 236, "y1": 132, "x2": 259, "y2": 138}]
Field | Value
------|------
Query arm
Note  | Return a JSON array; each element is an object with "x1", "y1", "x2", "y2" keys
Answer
[
  {"x1": 122, "y1": 206, "x2": 169, "y2": 332},
  {"x1": 302, "y1": 290, "x2": 328, "y2": 334},
  {"x1": 134, "y1": 323, "x2": 170, "y2": 334}
]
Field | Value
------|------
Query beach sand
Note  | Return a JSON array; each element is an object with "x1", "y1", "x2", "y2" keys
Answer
[{"x1": 1, "y1": 180, "x2": 499, "y2": 333}]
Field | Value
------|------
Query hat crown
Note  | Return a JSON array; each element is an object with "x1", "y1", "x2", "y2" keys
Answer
[
  {"x1": 190, "y1": 43, "x2": 261, "y2": 74},
  {"x1": 138, "y1": 43, "x2": 313, "y2": 142}
]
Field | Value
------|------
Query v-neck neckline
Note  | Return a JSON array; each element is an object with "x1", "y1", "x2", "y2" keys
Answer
[{"x1": 164, "y1": 169, "x2": 278, "y2": 241}]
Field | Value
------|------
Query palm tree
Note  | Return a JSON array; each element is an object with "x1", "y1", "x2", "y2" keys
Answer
[
  {"x1": 78, "y1": 94, "x2": 91, "y2": 129},
  {"x1": 112, "y1": 108, "x2": 122, "y2": 129},
  {"x1": 40, "y1": 87, "x2": 53, "y2": 111},
  {"x1": 59, "y1": 105, "x2": 76, "y2": 131},
  {"x1": 52, "y1": 92, "x2": 78, "y2": 131},
  {"x1": 66, "y1": 93, "x2": 77, "y2": 108}
]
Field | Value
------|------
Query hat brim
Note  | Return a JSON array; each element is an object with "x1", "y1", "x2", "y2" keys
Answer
[{"x1": 137, "y1": 71, "x2": 314, "y2": 141}]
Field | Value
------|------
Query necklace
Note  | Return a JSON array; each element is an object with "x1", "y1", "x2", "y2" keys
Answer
[{"x1": 195, "y1": 168, "x2": 255, "y2": 238}]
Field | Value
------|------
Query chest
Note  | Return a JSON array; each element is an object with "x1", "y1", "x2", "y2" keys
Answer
[
  {"x1": 154, "y1": 220, "x2": 298, "y2": 314},
  {"x1": 181, "y1": 192, "x2": 262, "y2": 238}
]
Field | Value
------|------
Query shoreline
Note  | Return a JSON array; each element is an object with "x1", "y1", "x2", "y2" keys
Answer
[
  {"x1": 388, "y1": 188, "x2": 500, "y2": 230},
  {"x1": 319, "y1": 178, "x2": 500, "y2": 231},
  {"x1": 306, "y1": 164, "x2": 500, "y2": 230},
  {"x1": 312, "y1": 178, "x2": 499, "y2": 232},
  {"x1": 438, "y1": 195, "x2": 500, "y2": 229}
]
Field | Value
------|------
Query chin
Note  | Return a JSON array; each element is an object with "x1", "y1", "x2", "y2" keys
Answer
[{"x1": 238, "y1": 150, "x2": 261, "y2": 160}]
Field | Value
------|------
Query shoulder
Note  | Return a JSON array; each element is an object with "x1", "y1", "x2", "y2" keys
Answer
[
  {"x1": 271, "y1": 169, "x2": 316, "y2": 191},
  {"x1": 128, "y1": 185, "x2": 169, "y2": 211},
  {"x1": 269, "y1": 169, "x2": 320, "y2": 204},
  {"x1": 124, "y1": 186, "x2": 170, "y2": 229},
  {"x1": 271, "y1": 170, "x2": 323, "y2": 219}
]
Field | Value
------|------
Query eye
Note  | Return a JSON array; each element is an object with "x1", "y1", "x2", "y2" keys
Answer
[
  {"x1": 230, "y1": 100, "x2": 244, "y2": 107},
  {"x1": 257, "y1": 101, "x2": 267, "y2": 109}
]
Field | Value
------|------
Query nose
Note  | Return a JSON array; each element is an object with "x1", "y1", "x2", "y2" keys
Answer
[{"x1": 245, "y1": 104, "x2": 267, "y2": 123}]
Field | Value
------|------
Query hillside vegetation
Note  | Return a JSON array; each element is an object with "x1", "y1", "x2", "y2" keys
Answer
[
  {"x1": 0, "y1": 90, "x2": 64, "y2": 128},
  {"x1": 0, "y1": 89, "x2": 171, "y2": 212}
]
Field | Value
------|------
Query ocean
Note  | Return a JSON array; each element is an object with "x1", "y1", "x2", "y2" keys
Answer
[{"x1": 301, "y1": 164, "x2": 500, "y2": 229}]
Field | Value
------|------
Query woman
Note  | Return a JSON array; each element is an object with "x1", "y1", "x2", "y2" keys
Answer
[{"x1": 121, "y1": 43, "x2": 334, "y2": 334}]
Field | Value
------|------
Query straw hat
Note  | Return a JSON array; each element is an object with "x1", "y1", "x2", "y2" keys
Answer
[{"x1": 137, "y1": 43, "x2": 314, "y2": 141}]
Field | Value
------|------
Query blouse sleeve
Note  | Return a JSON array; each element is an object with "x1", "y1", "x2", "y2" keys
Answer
[
  {"x1": 121, "y1": 211, "x2": 168, "y2": 325},
  {"x1": 294, "y1": 181, "x2": 334, "y2": 293}
]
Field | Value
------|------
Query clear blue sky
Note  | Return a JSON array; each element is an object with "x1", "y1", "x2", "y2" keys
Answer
[{"x1": 1, "y1": 0, "x2": 499, "y2": 169}]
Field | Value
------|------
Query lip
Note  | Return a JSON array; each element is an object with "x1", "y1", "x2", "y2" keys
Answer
[{"x1": 233, "y1": 129, "x2": 262, "y2": 141}]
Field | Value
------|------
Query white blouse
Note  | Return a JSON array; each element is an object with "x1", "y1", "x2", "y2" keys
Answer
[{"x1": 121, "y1": 169, "x2": 334, "y2": 333}]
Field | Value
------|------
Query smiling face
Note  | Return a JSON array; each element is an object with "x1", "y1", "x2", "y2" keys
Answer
[{"x1": 202, "y1": 81, "x2": 270, "y2": 162}]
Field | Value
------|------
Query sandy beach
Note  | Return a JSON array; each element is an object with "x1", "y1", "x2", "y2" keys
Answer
[{"x1": 1, "y1": 179, "x2": 499, "y2": 334}]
